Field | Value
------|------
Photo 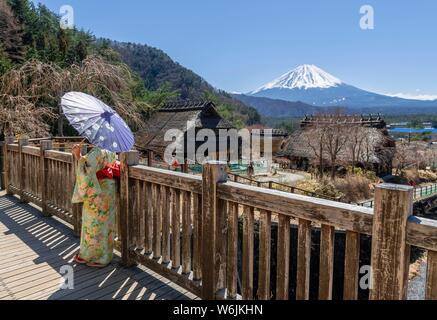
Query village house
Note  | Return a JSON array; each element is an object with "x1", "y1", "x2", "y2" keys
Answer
[
  {"x1": 278, "y1": 114, "x2": 396, "y2": 175},
  {"x1": 246, "y1": 125, "x2": 289, "y2": 155},
  {"x1": 136, "y1": 101, "x2": 284, "y2": 169},
  {"x1": 136, "y1": 101, "x2": 235, "y2": 165}
]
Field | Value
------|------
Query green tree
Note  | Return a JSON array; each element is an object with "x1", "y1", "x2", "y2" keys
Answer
[
  {"x1": 0, "y1": 48, "x2": 12, "y2": 75},
  {"x1": 0, "y1": 0, "x2": 25, "y2": 62},
  {"x1": 57, "y1": 29, "x2": 69, "y2": 57},
  {"x1": 142, "y1": 83, "x2": 179, "y2": 111}
]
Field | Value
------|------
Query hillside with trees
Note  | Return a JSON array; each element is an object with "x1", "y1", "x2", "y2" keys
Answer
[
  {"x1": 0, "y1": 0, "x2": 261, "y2": 138},
  {"x1": 110, "y1": 41, "x2": 261, "y2": 127},
  {"x1": 0, "y1": 0, "x2": 154, "y2": 137}
]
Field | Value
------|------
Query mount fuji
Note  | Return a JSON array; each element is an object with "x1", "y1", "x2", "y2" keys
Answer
[
  {"x1": 251, "y1": 64, "x2": 343, "y2": 92},
  {"x1": 240, "y1": 64, "x2": 437, "y2": 115}
]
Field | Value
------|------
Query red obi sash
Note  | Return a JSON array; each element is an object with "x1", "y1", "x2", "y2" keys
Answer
[{"x1": 96, "y1": 161, "x2": 120, "y2": 180}]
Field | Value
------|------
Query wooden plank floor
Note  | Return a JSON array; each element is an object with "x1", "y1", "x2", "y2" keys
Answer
[{"x1": 0, "y1": 192, "x2": 198, "y2": 300}]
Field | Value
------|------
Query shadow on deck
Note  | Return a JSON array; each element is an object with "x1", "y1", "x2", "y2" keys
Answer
[{"x1": 0, "y1": 192, "x2": 197, "y2": 300}]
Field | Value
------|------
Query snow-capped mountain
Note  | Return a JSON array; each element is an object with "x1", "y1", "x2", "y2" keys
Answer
[
  {"x1": 247, "y1": 64, "x2": 437, "y2": 111},
  {"x1": 251, "y1": 64, "x2": 342, "y2": 93}
]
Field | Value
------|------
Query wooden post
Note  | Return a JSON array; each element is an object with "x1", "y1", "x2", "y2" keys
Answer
[
  {"x1": 343, "y1": 231, "x2": 360, "y2": 300},
  {"x1": 72, "y1": 144, "x2": 87, "y2": 235},
  {"x1": 227, "y1": 202, "x2": 239, "y2": 298},
  {"x1": 58, "y1": 104, "x2": 64, "y2": 137},
  {"x1": 119, "y1": 151, "x2": 140, "y2": 267},
  {"x1": 257, "y1": 210, "x2": 272, "y2": 300},
  {"x1": 201, "y1": 161, "x2": 227, "y2": 300},
  {"x1": 147, "y1": 150, "x2": 153, "y2": 167},
  {"x1": 370, "y1": 184, "x2": 413, "y2": 300},
  {"x1": 2, "y1": 137, "x2": 14, "y2": 193},
  {"x1": 18, "y1": 138, "x2": 29, "y2": 202},
  {"x1": 216, "y1": 199, "x2": 228, "y2": 292},
  {"x1": 426, "y1": 250, "x2": 437, "y2": 300},
  {"x1": 242, "y1": 205, "x2": 255, "y2": 299},
  {"x1": 0, "y1": 141, "x2": 4, "y2": 190},
  {"x1": 296, "y1": 219, "x2": 311, "y2": 300},
  {"x1": 40, "y1": 140, "x2": 53, "y2": 217}
]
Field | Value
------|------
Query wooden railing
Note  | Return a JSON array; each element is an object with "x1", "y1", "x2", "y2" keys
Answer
[
  {"x1": 414, "y1": 183, "x2": 437, "y2": 200},
  {"x1": 2, "y1": 137, "x2": 437, "y2": 300},
  {"x1": 2, "y1": 138, "x2": 84, "y2": 235},
  {"x1": 227, "y1": 172, "x2": 340, "y2": 202},
  {"x1": 357, "y1": 182, "x2": 437, "y2": 208}
]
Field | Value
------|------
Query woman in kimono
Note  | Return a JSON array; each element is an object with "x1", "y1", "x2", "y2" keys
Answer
[{"x1": 72, "y1": 144, "x2": 117, "y2": 268}]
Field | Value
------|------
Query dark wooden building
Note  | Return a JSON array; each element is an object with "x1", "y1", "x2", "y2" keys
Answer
[
  {"x1": 136, "y1": 101, "x2": 235, "y2": 163},
  {"x1": 246, "y1": 125, "x2": 289, "y2": 155}
]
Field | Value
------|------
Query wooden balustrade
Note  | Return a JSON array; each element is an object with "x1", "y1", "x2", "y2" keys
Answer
[
  {"x1": 3, "y1": 139, "x2": 82, "y2": 232},
  {"x1": 227, "y1": 172, "x2": 340, "y2": 202},
  {"x1": 2, "y1": 137, "x2": 437, "y2": 300},
  {"x1": 414, "y1": 183, "x2": 437, "y2": 200},
  {"x1": 358, "y1": 182, "x2": 437, "y2": 208}
]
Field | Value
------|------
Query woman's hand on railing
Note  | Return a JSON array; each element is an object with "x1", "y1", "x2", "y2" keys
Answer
[{"x1": 72, "y1": 144, "x2": 82, "y2": 161}]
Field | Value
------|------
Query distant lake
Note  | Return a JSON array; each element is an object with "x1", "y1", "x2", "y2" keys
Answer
[{"x1": 389, "y1": 127, "x2": 437, "y2": 133}]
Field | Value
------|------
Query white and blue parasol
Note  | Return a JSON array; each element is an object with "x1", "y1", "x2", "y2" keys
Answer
[{"x1": 61, "y1": 92, "x2": 134, "y2": 152}]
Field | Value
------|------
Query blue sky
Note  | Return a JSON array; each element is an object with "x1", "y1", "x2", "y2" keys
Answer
[{"x1": 33, "y1": 0, "x2": 437, "y2": 98}]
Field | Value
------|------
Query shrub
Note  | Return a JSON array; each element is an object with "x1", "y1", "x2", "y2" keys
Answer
[
  {"x1": 403, "y1": 169, "x2": 421, "y2": 184},
  {"x1": 296, "y1": 179, "x2": 344, "y2": 200},
  {"x1": 347, "y1": 166, "x2": 378, "y2": 182},
  {"x1": 333, "y1": 174, "x2": 375, "y2": 203},
  {"x1": 417, "y1": 170, "x2": 437, "y2": 182}
]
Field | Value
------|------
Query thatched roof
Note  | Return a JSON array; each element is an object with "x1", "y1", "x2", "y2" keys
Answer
[
  {"x1": 246, "y1": 125, "x2": 289, "y2": 137},
  {"x1": 301, "y1": 114, "x2": 387, "y2": 129},
  {"x1": 136, "y1": 101, "x2": 234, "y2": 154}
]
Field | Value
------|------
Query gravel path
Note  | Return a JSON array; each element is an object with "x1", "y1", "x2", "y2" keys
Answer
[
  {"x1": 408, "y1": 260, "x2": 427, "y2": 300},
  {"x1": 256, "y1": 171, "x2": 307, "y2": 185}
]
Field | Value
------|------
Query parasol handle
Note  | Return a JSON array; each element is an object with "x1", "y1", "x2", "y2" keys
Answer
[
  {"x1": 73, "y1": 138, "x2": 89, "y2": 159},
  {"x1": 79, "y1": 138, "x2": 87, "y2": 148}
]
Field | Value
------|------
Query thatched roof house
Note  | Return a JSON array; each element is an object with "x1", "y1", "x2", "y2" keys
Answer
[
  {"x1": 300, "y1": 114, "x2": 388, "y2": 129},
  {"x1": 136, "y1": 101, "x2": 234, "y2": 159},
  {"x1": 279, "y1": 115, "x2": 395, "y2": 174}
]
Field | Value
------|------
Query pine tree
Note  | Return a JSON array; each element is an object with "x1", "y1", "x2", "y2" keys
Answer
[
  {"x1": 0, "y1": 0, "x2": 25, "y2": 62},
  {"x1": 75, "y1": 38, "x2": 88, "y2": 62},
  {"x1": 58, "y1": 29, "x2": 69, "y2": 57},
  {"x1": 0, "y1": 47, "x2": 12, "y2": 75},
  {"x1": 6, "y1": 0, "x2": 30, "y2": 24}
]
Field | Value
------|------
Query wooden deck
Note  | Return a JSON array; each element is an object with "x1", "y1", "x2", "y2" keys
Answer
[
  {"x1": 0, "y1": 192, "x2": 198, "y2": 300},
  {"x1": 3, "y1": 138, "x2": 437, "y2": 300}
]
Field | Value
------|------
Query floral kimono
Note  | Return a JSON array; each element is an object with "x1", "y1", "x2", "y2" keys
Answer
[{"x1": 72, "y1": 147, "x2": 117, "y2": 265}]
